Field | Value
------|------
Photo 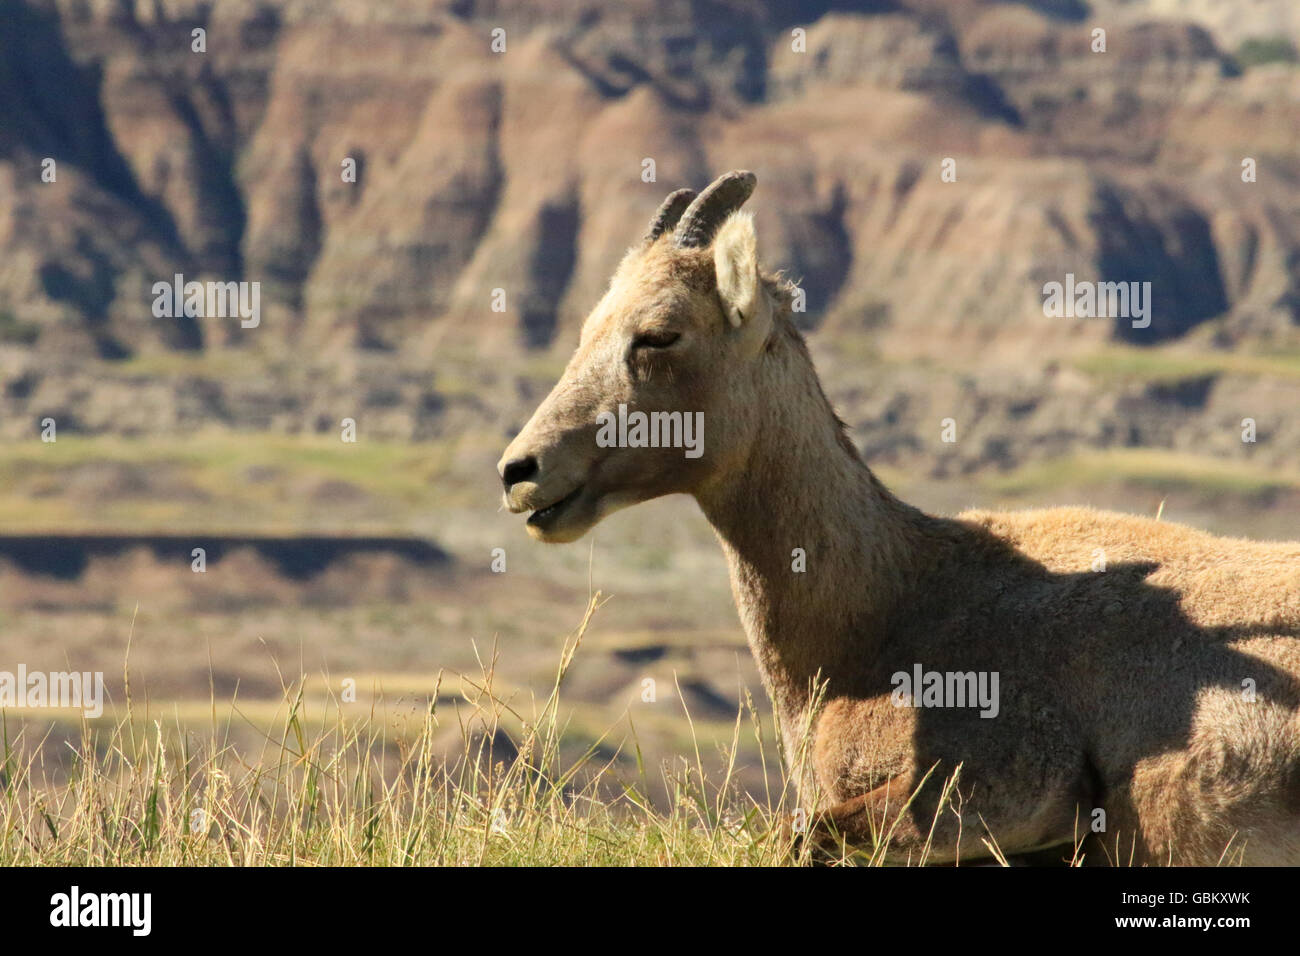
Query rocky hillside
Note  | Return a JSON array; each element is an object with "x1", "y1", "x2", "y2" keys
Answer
[{"x1": 2, "y1": 0, "x2": 1299, "y2": 477}]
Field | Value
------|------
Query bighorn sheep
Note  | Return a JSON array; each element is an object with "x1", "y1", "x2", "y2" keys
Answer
[{"x1": 498, "y1": 171, "x2": 1300, "y2": 864}]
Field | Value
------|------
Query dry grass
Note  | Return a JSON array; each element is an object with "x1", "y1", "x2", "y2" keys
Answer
[
  {"x1": 0, "y1": 596, "x2": 800, "y2": 866},
  {"x1": 0, "y1": 595, "x2": 1042, "y2": 867}
]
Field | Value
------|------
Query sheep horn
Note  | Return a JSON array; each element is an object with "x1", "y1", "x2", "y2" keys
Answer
[
  {"x1": 673, "y1": 170, "x2": 757, "y2": 248},
  {"x1": 643, "y1": 188, "x2": 697, "y2": 245}
]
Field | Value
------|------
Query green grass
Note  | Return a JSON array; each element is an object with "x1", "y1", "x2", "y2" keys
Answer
[
  {"x1": 0, "y1": 310, "x2": 40, "y2": 345},
  {"x1": 983, "y1": 448, "x2": 1300, "y2": 499},
  {"x1": 104, "y1": 350, "x2": 261, "y2": 379},
  {"x1": 1234, "y1": 36, "x2": 1299, "y2": 69},
  {"x1": 0, "y1": 429, "x2": 495, "y2": 533},
  {"x1": 1071, "y1": 344, "x2": 1300, "y2": 386}
]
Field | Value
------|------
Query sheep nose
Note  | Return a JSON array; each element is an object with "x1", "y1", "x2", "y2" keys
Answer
[{"x1": 499, "y1": 455, "x2": 538, "y2": 490}]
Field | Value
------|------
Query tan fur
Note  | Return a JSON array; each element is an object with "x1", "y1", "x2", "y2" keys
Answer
[{"x1": 499, "y1": 175, "x2": 1300, "y2": 865}]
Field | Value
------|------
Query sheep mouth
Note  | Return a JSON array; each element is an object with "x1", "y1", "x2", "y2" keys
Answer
[{"x1": 526, "y1": 485, "x2": 584, "y2": 528}]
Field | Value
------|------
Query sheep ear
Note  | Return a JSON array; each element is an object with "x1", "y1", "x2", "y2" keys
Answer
[{"x1": 713, "y1": 211, "x2": 760, "y2": 329}]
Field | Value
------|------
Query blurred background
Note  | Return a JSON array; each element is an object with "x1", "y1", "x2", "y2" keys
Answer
[{"x1": 2, "y1": 0, "x2": 1299, "y2": 800}]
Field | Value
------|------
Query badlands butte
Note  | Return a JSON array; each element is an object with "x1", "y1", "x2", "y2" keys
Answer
[
  {"x1": 0, "y1": 0, "x2": 1298, "y2": 570},
  {"x1": 1, "y1": 0, "x2": 1298, "y2": 490}
]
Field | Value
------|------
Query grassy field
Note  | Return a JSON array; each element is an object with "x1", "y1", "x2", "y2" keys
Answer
[
  {"x1": 983, "y1": 447, "x2": 1300, "y2": 499},
  {"x1": 1070, "y1": 342, "x2": 1300, "y2": 386},
  {"x1": 0, "y1": 429, "x2": 482, "y2": 533},
  {"x1": 1, "y1": 596, "x2": 1045, "y2": 867},
  {"x1": 0, "y1": 597, "x2": 840, "y2": 867}
]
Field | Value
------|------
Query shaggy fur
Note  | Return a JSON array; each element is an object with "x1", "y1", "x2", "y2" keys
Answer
[{"x1": 499, "y1": 172, "x2": 1300, "y2": 865}]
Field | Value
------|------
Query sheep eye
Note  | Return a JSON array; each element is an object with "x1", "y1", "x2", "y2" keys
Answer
[{"x1": 631, "y1": 330, "x2": 681, "y2": 350}]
